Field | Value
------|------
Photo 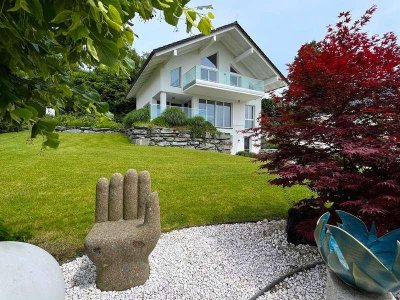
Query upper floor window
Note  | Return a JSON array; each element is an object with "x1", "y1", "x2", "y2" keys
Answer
[
  {"x1": 230, "y1": 65, "x2": 239, "y2": 74},
  {"x1": 170, "y1": 67, "x2": 181, "y2": 87},
  {"x1": 201, "y1": 53, "x2": 218, "y2": 69},
  {"x1": 245, "y1": 105, "x2": 255, "y2": 129}
]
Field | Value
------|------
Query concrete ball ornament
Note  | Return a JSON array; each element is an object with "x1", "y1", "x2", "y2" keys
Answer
[{"x1": 0, "y1": 241, "x2": 65, "y2": 300}]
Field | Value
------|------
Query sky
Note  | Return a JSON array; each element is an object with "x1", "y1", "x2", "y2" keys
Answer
[{"x1": 131, "y1": 1, "x2": 400, "y2": 76}]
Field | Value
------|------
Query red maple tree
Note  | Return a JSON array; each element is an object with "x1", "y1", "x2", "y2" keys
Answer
[{"x1": 255, "y1": 6, "x2": 400, "y2": 242}]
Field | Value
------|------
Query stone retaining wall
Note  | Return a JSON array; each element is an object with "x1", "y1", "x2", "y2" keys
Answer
[
  {"x1": 125, "y1": 126, "x2": 232, "y2": 153},
  {"x1": 55, "y1": 126, "x2": 119, "y2": 134}
]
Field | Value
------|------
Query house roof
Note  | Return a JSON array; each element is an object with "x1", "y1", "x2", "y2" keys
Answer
[{"x1": 127, "y1": 22, "x2": 288, "y2": 99}]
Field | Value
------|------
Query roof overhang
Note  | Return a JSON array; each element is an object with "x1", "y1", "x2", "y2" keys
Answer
[{"x1": 127, "y1": 22, "x2": 288, "y2": 99}]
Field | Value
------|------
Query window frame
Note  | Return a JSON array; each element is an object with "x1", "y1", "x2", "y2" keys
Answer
[
  {"x1": 244, "y1": 136, "x2": 251, "y2": 152},
  {"x1": 245, "y1": 105, "x2": 255, "y2": 129},
  {"x1": 201, "y1": 52, "x2": 218, "y2": 69},
  {"x1": 170, "y1": 67, "x2": 181, "y2": 87},
  {"x1": 199, "y1": 99, "x2": 232, "y2": 128}
]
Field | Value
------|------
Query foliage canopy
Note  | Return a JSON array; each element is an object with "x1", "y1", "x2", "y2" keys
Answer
[
  {"x1": 0, "y1": 0, "x2": 214, "y2": 147},
  {"x1": 255, "y1": 6, "x2": 400, "y2": 241}
]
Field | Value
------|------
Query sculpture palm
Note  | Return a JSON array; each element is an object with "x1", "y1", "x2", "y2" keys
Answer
[{"x1": 85, "y1": 169, "x2": 161, "y2": 291}]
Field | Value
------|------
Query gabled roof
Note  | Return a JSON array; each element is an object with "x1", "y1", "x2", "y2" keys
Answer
[{"x1": 127, "y1": 22, "x2": 288, "y2": 98}]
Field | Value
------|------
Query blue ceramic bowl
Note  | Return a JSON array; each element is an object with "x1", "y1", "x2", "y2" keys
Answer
[{"x1": 314, "y1": 210, "x2": 400, "y2": 294}]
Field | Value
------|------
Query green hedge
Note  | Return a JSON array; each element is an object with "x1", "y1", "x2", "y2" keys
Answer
[
  {"x1": 45, "y1": 113, "x2": 122, "y2": 130},
  {"x1": 162, "y1": 107, "x2": 188, "y2": 126},
  {"x1": 187, "y1": 115, "x2": 217, "y2": 138},
  {"x1": 123, "y1": 106, "x2": 150, "y2": 126}
]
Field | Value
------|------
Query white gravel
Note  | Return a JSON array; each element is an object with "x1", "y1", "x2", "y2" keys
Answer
[{"x1": 61, "y1": 220, "x2": 327, "y2": 300}]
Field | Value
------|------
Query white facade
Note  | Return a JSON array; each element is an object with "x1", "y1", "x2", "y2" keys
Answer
[{"x1": 127, "y1": 22, "x2": 287, "y2": 154}]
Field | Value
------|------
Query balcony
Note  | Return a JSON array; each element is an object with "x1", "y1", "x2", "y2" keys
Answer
[{"x1": 182, "y1": 65, "x2": 265, "y2": 101}]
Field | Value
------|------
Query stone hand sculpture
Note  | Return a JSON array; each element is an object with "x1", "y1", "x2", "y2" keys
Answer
[{"x1": 85, "y1": 169, "x2": 161, "y2": 291}]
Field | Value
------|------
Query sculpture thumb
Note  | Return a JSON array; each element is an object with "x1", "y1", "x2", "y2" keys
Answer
[{"x1": 144, "y1": 192, "x2": 160, "y2": 228}]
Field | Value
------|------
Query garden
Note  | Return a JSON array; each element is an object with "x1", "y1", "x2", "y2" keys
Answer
[{"x1": 0, "y1": 1, "x2": 400, "y2": 300}]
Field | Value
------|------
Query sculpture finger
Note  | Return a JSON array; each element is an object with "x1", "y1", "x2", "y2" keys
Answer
[
  {"x1": 144, "y1": 192, "x2": 161, "y2": 228},
  {"x1": 95, "y1": 178, "x2": 109, "y2": 223},
  {"x1": 123, "y1": 169, "x2": 138, "y2": 220},
  {"x1": 138, "y1": 171, "x2": 151, "y2": 219},
  {"x1": 108, "y1": 173, "x2": 124, "y2": 221}
]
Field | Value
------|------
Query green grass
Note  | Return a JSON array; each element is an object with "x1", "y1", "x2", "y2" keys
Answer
[{"x1": 0, "y1": 132, "x2": 310, "y2": 261}]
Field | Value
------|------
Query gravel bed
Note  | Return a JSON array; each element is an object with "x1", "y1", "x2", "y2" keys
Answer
[{"x1": 62, "y1": 220, "x2": 329, "y2": 299}]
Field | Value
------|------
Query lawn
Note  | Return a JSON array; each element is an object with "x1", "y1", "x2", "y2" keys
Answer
[{"x1": 0, "y1": 132, "x2": 310, "y2": 261}]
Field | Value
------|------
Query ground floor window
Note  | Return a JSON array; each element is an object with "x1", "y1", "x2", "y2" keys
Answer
[
  {"x1": 199, "y1": 99, "x2": 232, "y2": 128},
  {"x1": 244, "y1": 136, "x2": 251, "y2": 152}
]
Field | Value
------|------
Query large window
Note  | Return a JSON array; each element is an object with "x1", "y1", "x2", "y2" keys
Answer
[
  {"x1": 245, "y1": 105, "x2": 255, "y2": 128},
  {"x1": 201, "y1": 53, "x2": 218, "y2": 69},
  {"x1": 170, "y1": 67, "x2": 181, "y2": 87},
  {"x1": 199, "y1": 99, "x2": 231, "y2": 128}
]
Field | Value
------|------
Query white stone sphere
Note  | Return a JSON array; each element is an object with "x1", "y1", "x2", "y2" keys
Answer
[{"x1": 0, "y1": 241, "x2": 65, "y2": 300}]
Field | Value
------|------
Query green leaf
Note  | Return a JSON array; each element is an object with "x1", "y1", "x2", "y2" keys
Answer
[
  {"x1": 31, "y1": 118, "x2": 58, "y2": 139},
  {"x1": 51, "y1": 10, "x2": 72, "y2": 23},
  {"x1": 104, "y1": 15, "x2": 123, "y2": 32},
  {"x1": 43, "y1": 132, "x2": 60, "y2": 149},
  {"x1": 8, "y1": 0, "x2": 30, "y2": 13},
  {"x1": 11, "y1": 107, "x2": 34, "y2": 121},
  {"x1": 70, "y1": 26, "x2": 90, "y2": 41},
  {"x1": 96, "y1": 102, "x2": 109, "y2": 113},
  {"x1": 87, "y1": 38, "x2": 99, "y2": 61},
  {"x1": 185, "y1": 10, "x2": 196, "y2": 32},
  {"x1": 28, "y1": 0, "x2": 43, "y2": 21},
  {"x1": 94, "y1": 40, "x2": 119, "y2": 67},
  {"x1": 25, "y1": 105, "x2": 39, "y2": 119},
  {"x1": 207, "y1": 11, "x2": 215, "y2": 19},
  {"x1": 39, "y1": 119, "x2": 57, "y2": 132},
  {"x1": 67, "y1": 12, "x2": 83, "y2": 33},
  {"x1": 123, "y1": 28, "x2": 134, "y2": 45},
  {"x1": 197, "y1": 17, "x2": 212, "y2": 35},
  {"x1": 108, "y1": 5, "x2": 122, "y2": 24}
]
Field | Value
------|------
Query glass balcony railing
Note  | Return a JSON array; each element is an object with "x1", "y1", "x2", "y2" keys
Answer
[
  {"x1": 182, "y1": 65, "x2": 264, "y2": 92},
  {"x1": 150, "y1": 104, "x2": 206, "y2": 119}
]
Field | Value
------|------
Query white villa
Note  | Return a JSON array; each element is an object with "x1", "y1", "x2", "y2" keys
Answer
[{"x1": 127, "y1": 22, "x2": 287, "y2": 154}]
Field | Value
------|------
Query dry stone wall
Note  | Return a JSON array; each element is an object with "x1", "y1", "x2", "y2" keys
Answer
[
  {"x1": 55, "y1": 126, "x2": 119, "y2": 134},
  {"x1": 125, "y1": 126, "x2": 232, "y2": 154}
]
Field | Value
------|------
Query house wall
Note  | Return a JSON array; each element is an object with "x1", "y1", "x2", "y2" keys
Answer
[
  {"x1": 136, "y1": 69, "x2": 161, "y2": 108},
  {"x1": 135, "y1": 41, "x2": 263, "y2": 154}
]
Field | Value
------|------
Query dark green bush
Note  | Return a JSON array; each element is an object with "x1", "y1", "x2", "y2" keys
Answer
[
  {"x1": 162, "y1": 107, "x2": 188, "y2": 126},
  {"x1": 187, "y1": 115, "x2": 217, "y2": 138},
  {"x1": 236, "y1": 151, "x2": 256, "y2": 158},
  {"x1": 0, "y1": 218, "x2": 32, "y2": 242},
  {"x1": 0, "y1": 121, "x2": 25, "y2": 133},
  {"x1": 123, "y1": 106, "x2": 150, "y2": 126},
  {"x1": 151, "y1": 115, "x2": 168, "y2": 127}
]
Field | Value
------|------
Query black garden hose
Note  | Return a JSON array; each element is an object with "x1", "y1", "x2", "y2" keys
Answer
[{"x1": 248, "y1": 260, "x2": 324, "y2": 300}]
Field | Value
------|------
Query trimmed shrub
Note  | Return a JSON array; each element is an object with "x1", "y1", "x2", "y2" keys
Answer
[
  {"x1": 122, "y1": 106, "x2": 150, "y2": 126},
  {"x1": 151, "y1": 115, "x2": 168, "y2": 127},
  {"x1": 162, "y1": 107, "x2": 187, "y2": 126},
  {"x1": 187, "y1": 115, "x2": 217, "y2": 138}
]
